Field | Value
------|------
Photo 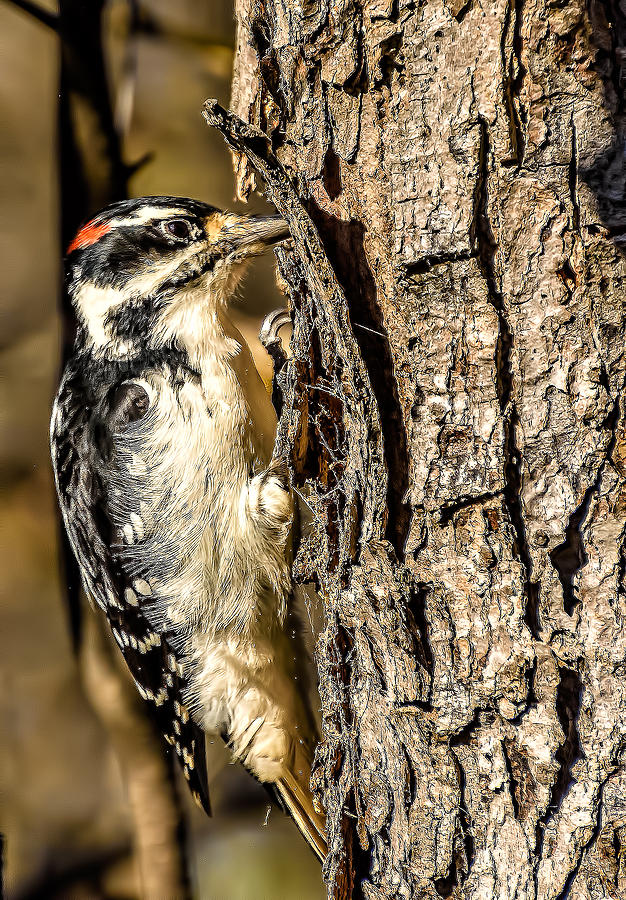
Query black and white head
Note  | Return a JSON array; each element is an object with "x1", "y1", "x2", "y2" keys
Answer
[{"x1": 65, "y1": 196, "x2": 289, "y2": 358}]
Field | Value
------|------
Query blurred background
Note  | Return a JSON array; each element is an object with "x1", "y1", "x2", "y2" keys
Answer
[{"x1": 0, "y1": 1, "x2": 323, "y2": 897}]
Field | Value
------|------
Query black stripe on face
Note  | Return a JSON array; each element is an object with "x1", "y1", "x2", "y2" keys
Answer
[
  {"x1": 103, "y1": 245, "x2": 219, "y2": 344},
  {"x1": 101, "y1": 228, "x2": 198, "y2": 284},
  {"x1": 72, "y1": 216, "x2": 208, "y2": 290},
  {"x1": 156, "y1": 250, "x2": 219, "y2": 295}
]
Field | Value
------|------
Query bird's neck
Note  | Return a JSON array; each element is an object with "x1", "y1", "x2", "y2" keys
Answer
[
  {"x1": 152, "y1": 290, "x2": 277, "y2": 463},
  {"x1": 151, "y1": 287, "x2": 241, "y2": 374}
]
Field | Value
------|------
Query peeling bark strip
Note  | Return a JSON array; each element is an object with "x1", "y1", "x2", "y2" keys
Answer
[
  {"x1": 203, "y1": 100, "x2": 431, "y2": 897},
  {"x1": 212, "y1": 0, "x2": 626, "y2": 897}
]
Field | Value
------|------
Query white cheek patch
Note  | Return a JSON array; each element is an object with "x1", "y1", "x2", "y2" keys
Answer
[
  {"x1": 74, "y1": 244, "x2": 208, "y2": 352},
  {"x1": 74, "y1": 283, "x2": 127, "y2": 350}
]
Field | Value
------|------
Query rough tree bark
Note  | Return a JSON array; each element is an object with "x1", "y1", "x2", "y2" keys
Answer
[{"x1": 207, "y1": 1, "x2": 626, "y2": 897}]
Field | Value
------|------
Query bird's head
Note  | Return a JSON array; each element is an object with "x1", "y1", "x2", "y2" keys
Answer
[{"x1": 65, "y1": 196, "x2": 289, "y2": 358}]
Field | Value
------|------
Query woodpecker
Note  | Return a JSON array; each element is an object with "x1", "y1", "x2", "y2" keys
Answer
[{"x1": 50, "y1": 196, "x2": 326, "y2": 860}]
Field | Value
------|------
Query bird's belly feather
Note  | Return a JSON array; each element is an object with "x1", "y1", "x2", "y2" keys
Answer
[{"x1": 106, "y1": 364, "x2": 291, "y2": 717}]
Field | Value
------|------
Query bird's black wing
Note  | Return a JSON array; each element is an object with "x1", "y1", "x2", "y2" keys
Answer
[{"x1": 50, "y1": 360, "x2": 210, "y2": 814}]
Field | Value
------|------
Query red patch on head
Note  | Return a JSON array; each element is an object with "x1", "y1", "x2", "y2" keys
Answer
[{"x1": 67, "y1": 219, "x2": 112, "y2": 254}]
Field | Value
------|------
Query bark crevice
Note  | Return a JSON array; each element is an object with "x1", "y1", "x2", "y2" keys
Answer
[
  {"x1": 306, "y1": 202, "x2": 411, "y2": 558},
  {"x1": 568, "y1": 117, "x2": 580, "y2": 232},
  {"x1": 406, "y1": 582, "x2": 434, "y2": 681},
  {"x1": 550, "y1": 396, "x2": 621, "y2": 615},
  {"x1": 439, "y1": 490, "x2": 505, "y2": 525},
  {"x1": 452, "y1": 1, "x2": 474, "y2": 25},
  {"x1": 502, "y1": 739, "x2": 521, "y2": 819},
  {"x1": 501, "y1": 0, "x2": 527, "y2": 166},
  {"x1": 472, "y1": 115, "x2": 539, "y2": 639},
  {"x1": 535, "y1": 666, "x2": 583, "y2": 863},
  {"x1": 449, "y1": 752, "x2": 475, "y2": 886}
]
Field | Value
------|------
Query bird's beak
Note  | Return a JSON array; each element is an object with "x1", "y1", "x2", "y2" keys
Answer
[{"x1": 208, "y1": 214, "x2": 290, "y2": 257}]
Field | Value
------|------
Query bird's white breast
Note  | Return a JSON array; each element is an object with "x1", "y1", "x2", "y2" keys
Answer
[{"x1": 106, "y1": 301, "x2": 292, "y2": 744}]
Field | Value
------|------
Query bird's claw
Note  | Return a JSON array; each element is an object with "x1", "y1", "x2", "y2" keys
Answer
[{"x1": 259, "y1": 309, "x2": 291, "y2": 351}]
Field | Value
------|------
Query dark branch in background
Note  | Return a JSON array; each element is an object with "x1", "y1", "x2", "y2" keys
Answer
[
  {"x1": 131, "y1": 1, "x2": 234, "y2": 51},
  {"x1": 58, "y1": 0, "x2": 128, "y2": 253},
  {"x1": 6, "y1": 0, "x2": 235, "y2": 50},
  {"x1": 16, "y1": 845, "x2": 131, "y2": 900},
  {"x1": 5, "y1": 0, "x2": 58, "y2": 30}
]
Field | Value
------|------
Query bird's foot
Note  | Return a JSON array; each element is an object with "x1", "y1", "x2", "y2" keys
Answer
[
  {"x1": 259, "y1": 309, "x2": 291, "y2": 352},
  {"x1": 250, "y1": 457, "x2": 292, "y2": 528}
]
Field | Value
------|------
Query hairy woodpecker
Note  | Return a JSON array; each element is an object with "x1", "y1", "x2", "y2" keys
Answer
[{"x1": 50, "y1": 196, "x2": 326, "y2": 860}]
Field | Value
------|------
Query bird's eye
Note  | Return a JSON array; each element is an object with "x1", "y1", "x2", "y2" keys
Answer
[{"x1": 164, "y1": 219, "x2": 191, "y2": 240}]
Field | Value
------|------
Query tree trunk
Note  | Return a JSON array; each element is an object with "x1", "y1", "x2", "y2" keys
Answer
[{"x1": 208, "y1": 1, "x2": 626, "y2": 897}]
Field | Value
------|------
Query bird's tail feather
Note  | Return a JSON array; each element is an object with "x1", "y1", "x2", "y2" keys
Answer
[{"x1": 274, "y1": 769, "x2": 327, "y2": 862}]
